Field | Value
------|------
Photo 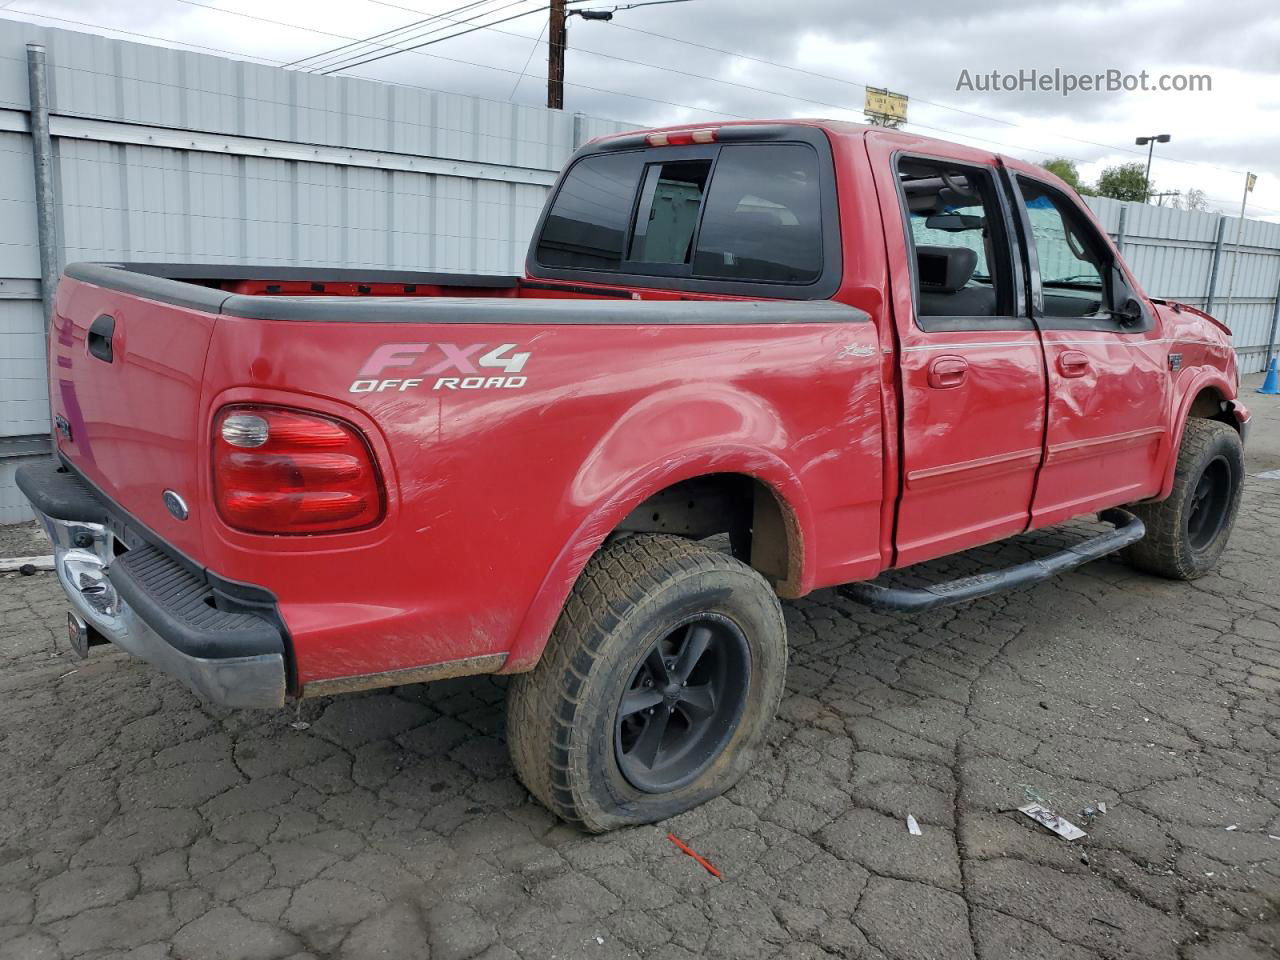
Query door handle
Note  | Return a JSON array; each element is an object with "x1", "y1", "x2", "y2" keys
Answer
[
  {"x1": 928, "y1": 356, "x2": 968, "y2": 389},
  {"x1": 1057, "y1": 350, "x2": 1090, "y2": 378},
  {"x1": 88, "y1": 314, "x2": 115, "y2": 363}
]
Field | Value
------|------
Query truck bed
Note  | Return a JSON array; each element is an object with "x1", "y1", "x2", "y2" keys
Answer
[{"x1": 47, "y1": 262, "x2": 879, "y2": 697}]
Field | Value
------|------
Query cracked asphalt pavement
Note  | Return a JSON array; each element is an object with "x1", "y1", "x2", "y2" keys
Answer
[{"x1": 2, "y1": 384, "x2": 1279, "y2": 960}]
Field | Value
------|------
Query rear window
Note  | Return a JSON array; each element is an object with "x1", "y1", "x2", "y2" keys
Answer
[
  {"x1": 534, "y1": 142, "x2": 823, "y2": 285},
  {"x1": 694, "y1": 144, "x2": 822, "y2": 283},
  {"x1": 535, "y1": 151, "x2": 645, "y2": 270},
  {"x1": 631, "y1": 159, "x2": 711, "y2": 265}
]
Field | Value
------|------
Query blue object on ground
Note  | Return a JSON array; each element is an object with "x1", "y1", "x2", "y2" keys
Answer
[{"x1": 1259, "y1": 357, "x2": 1280, "y2": 395}]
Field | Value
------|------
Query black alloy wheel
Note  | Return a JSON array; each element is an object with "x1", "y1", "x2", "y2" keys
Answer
[
  {"x1": 1185, "y1": 455, "x2": 1232, "y2": 551},
  {"x1": 614, "y1": 614, "x2": 751, "y2": 793}
]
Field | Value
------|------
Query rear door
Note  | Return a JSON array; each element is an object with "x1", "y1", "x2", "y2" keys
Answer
[
  {"x1": 867, "y1": 134, "x2": 1047, "y2": 567},
  {"x1": 1005, "y1": 166, "x2": 1170, "y2": 527}
]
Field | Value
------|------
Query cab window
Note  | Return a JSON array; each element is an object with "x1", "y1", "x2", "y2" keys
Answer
[
  {"x1": 1017, "y1": 178, "x2": 1108, "y2": 318},
  {"x1": 535, "y1": 142, "x2": 824, "y2": 286},
  {"x1": 897, "y1": 157, "x2": 1017, "y2": 327}
]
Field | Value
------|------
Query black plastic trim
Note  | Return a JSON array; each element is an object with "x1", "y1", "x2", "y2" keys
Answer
[
  {"x1": 62, "y1": 261, "x2": 865, "y2": 325},
  {"x1": 87, "y1": 314, "x2": 115, "y2": 362},
  {"x1": 218, "y1": 296, "x2": 870, "y2": 325},
  {"x1": 15, "y1": 461, "x2": 109, "y2": 525},
  {"x1": 65, "y1": 262, "x2": 233, "y2": 314},
  {"x1": 63, "y1": 262, "x2": 521, "y2": 317},
  {"x1": 110, "y1": 545, "x2": 284, "y2": 660},
  {"x1": 15, "y1": 458, "x2": 290, "y2": 666},
  {"x1": 518, "y1": 279, "x2": 635, "y2": 298},
  {"x1": 524, "y1": 125, "x2": 843, "y2": 301},
  {"x1": 839, "y1": 509, "x2": 1145, "y2": 613}
]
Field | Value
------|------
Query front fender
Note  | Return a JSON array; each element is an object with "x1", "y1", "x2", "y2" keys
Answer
[
  {"x1": 502, "y1": 384, "x2": 813, "y2": 672},
  {"x1": 1157, "y1": 369, "x2": 1238, "y2": 501}
]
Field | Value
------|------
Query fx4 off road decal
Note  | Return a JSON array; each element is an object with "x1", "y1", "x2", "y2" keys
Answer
[{"x1": 349, "y1": 342, "x2": 531, "y2": 394}]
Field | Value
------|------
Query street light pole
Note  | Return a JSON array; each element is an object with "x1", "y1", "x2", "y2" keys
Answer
[{"x1": 1134, "y1": 133, "x2": 1171, "y2": 203}]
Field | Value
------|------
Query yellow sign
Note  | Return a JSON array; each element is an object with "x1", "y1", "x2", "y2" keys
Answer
[
  {"x1": 1246, "y1": 172, "x2": 1257, "y2": 192},
  {"x1": 864, "y1": 87, "x2": 908, "y2": 123}
]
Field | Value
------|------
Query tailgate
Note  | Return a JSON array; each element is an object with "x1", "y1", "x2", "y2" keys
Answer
[{"x1": 50, "y1": 277, "x2": 217, "y2": 559}]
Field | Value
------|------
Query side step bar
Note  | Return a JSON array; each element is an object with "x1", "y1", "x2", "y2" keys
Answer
[{"x1": 839, "y1": 509, "x2": 1145, "y2": 613}]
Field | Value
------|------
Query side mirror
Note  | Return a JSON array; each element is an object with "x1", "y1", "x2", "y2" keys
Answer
[
  {"x1": 1110, "y1": 264, "x2": 1143, "y2": 326},
  {"x1": 1116, "y1": 296, "x2": 1143, "y2": 327}
]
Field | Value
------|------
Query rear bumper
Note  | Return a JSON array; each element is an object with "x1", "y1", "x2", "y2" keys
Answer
[{"x1": 15, "y1": 460, "x2": 288, "y2": 708}]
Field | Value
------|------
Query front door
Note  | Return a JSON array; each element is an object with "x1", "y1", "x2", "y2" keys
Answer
[
  {"x1": 1005, "y1": 164, "x2": 1171, "y2": 528},
  {"x1": 868, "y1": 136, "x2": 1047, "y2": 567}
]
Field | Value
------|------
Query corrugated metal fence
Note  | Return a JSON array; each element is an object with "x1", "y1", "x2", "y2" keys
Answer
[
  {"x1": 0, "y1": 18, "x2": 627, "y2": 522},
  {"x1": 1085, "y1": 196, "x2": 1280, "y2": 372},
  {"x1": 1, "y1": 17, "x2": 1279, "y2": 523}
]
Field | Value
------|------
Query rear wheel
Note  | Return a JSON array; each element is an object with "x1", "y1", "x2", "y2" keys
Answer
[
  {"x1": 506, "y1": 533, "x2": 786, "y2": 832},
  {"x1": 1123, "y1": 418, "x2": 1243, "y2": 580}
]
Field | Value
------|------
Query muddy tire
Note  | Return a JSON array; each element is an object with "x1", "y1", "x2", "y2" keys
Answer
[
  {"x1": 1123, "y1": 418, "x2": 1244, "y2": 580},
  {"x1": 506, "y1": 533, "x2": 786, "y2": 833}
]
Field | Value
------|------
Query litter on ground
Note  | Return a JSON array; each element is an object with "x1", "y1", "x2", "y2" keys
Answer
[{"x1": 1019, "y1": 802, "x2": 1088, "y2": 841}]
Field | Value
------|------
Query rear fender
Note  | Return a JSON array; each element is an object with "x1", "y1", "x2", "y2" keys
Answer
[{"x1": 503, "y1": 386, "x2": 812, "y2": 672}]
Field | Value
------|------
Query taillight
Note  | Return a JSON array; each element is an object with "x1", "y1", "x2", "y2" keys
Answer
[
  {"x1": 212, "y1": 405, "x2": 384, "y2": 535},
  {"x1": 645, "y1": 128, "x2": 718, "y2": 147}
]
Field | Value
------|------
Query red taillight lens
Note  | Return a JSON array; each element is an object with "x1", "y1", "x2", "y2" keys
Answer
[{"x1": 213, "y1": 405, "x2": 384, "y2": 534}]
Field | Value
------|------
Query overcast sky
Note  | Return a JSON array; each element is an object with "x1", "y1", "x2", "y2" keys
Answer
[{"x1": 6, "y1": 0, "x2": 1280, "y2": 220}]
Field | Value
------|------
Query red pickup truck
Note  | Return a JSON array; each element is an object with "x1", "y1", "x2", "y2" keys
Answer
[{"x1": 19, "y1": 120, "x2": 1249, "y2": 831}]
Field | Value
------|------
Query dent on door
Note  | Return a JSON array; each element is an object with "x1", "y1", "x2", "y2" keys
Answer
[{"x1": 1032, "y1": 334, "x2": 1169, "y2": 526}]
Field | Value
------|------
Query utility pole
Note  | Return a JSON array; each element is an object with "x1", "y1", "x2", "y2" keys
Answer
[
  {"x1": 547, "y1": 0, "x2": 566, "y2": 110},
  {"x1": 545, "y1": 0, "x2": 681, "y2": 109}
]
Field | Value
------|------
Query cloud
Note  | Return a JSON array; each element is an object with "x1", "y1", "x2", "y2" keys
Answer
[{"x1": 7, "y1": 0, "x2": 1280, "y2": 217}]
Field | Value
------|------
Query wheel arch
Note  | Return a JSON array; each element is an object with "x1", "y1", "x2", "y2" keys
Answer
[
  {"x1": 502, "y1": 448, "x2": 812, "y2": 673},
  {"x1": 1158, "y1": 372, "x2": 1242, "y2": 500}
]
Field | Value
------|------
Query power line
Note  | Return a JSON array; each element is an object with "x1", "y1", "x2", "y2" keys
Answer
[
  {"x1": 602, "y1": 20, "x2": 1250, "y2": 179},
  {"x1": 363, "y1": 0, "x2": 867, "y2": 113},
  {"x1": 313, "y1": 0, "x2": 541, "y2": 75},
  {"x1": 283, "y1": 0, "x2": 500, "y2": 70},
  {"x1": 509, "y1": 18, "x2": 548, "y2": 100},
  {"x1": 344, "y1": 0, "x2": 1255, "y2": 186},
  {"x1": 5, "y1": 2, "x2": 1273, "y2": 216},
  {"x1": 3, "y1": 4, "x2": 741, "y2": 121},
  {"x1": 320, "y1": 1, "x2": 549, "y2": 74}
]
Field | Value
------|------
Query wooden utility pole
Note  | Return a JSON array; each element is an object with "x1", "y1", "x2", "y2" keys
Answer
[{"x1": 547, "y1": 0, "x2": 566, "y2": 109}]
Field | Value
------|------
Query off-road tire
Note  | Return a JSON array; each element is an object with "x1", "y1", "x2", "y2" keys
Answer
[
  {"x1": 1123, "y1": 418, "x2": 1244, "y2": 580},
  {"x1": 506, "y1": 533, "x2": 786, "y2": 833}
]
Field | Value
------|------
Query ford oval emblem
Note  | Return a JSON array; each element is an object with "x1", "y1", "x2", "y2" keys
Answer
[{"x1": 163, "y1": 490, "x2": 189, "y2": 521}]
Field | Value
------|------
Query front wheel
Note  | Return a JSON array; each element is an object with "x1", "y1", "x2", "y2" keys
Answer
[
  {"x1": 506, "y1": 533, "x2": 786, "y2": 832},
  {"x1": 1123, "y1": 418, "x2": 1244, "y2": 580}
]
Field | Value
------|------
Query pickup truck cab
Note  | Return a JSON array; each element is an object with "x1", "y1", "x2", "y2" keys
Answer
[{"x1": 18, "y1": 119, "x2": 1249, "y2": 831}]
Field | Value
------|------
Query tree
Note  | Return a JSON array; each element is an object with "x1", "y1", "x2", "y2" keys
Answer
[
  {"x1": 1096, "y1": 162, "x2": 1151, "y2": 202},
  {"x1": 1038, "y1": 158, "x2": 1095, "y2": 195},
  {"x1": 1183, "y1": 188, "x2": 1210, "y2": 212}
]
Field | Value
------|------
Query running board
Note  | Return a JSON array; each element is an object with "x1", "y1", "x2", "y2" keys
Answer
[{"x1": 839, "y1": 509, "x2": 1145, "y2": 613}]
